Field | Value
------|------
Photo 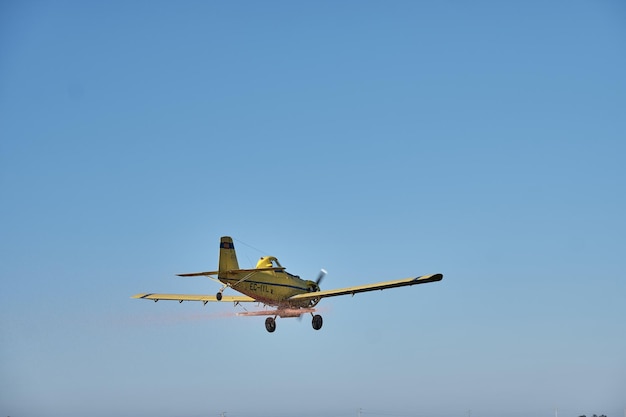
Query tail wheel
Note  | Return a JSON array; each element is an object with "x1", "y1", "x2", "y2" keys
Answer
[
  {"x1": 312, "y1": 314, "x2": 323, "y2": 331},
  {"x1": 265, "y1": 317, "x2": 276, "y2": 333}
]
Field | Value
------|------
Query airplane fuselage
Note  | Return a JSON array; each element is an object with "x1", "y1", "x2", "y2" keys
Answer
[{"x1": 218, "y1": 269, "x2": 319, "y2": 307}]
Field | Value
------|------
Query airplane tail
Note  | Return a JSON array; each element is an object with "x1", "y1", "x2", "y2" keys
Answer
[{"x1": 219, "y1": 236, "x2": 239, "y2": 274}]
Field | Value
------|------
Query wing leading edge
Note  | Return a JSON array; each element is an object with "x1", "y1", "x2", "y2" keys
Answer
[{"x1": 288, "y1": 273, "x2": 443, "y2": 302}]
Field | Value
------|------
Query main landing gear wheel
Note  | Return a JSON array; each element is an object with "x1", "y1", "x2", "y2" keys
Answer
[
  {"x1": 312, "y1": 314, "x2": 323, "y2": 330},
  {"x1": 216, "y1": 292, "x2": 222, "y2": 301},
  {"x1": 265, "y1": 317, "x2": 276, "y2": 333}
]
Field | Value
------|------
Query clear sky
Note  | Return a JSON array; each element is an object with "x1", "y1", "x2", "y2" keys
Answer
[{"x1": 1, "y1": 1, "x2": 625, "y2": 417}]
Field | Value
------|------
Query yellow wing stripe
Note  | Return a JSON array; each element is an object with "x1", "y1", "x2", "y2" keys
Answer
[{"x1": 288, "y1": 273, "x2": 443, "y2": 301}]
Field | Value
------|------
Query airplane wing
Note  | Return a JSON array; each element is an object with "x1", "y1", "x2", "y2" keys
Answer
[
  {"x1": 131, "y1": 293, "x2": 256, "y2": 303},
  {"x1": 287, "y1": 273, "x2": 443, "y2": 302}
]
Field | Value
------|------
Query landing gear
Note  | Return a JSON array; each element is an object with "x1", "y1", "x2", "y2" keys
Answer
[
  {"x1": 312, "y1": 314, "x2": 323, "y2": 330},
  {"x1": 261, "y1": 313, "x2": 323, "y2": 333},
  {"x1": 265, "y1": 317, "x2": 276, "y2": 333},
  {"x1": 216, "y1": 284, "x2": 229, "y2": 301}
]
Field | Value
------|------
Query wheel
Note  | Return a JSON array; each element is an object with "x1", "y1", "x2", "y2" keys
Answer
[
  {"x1": 312, "y1": 314, "x2": 323, "y2": 330},
  {"x1": 216, "y1": 292, "x2": 222, "y2": 301},
  {"x1": 265, "y1": 317, "x2": 276, "y2": 333}
]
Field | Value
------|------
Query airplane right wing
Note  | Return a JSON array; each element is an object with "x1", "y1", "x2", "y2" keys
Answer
[{"x1": 287, "y1": 273, "x2": 443, "y2": 302}]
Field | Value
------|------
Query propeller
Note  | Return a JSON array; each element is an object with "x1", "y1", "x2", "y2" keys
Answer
[
  {"x1": 298, "y1": 269, "x2": 327, "y2": 320},
  {"x1": 315, "y1": 269, "x2": 327, "y2": 286}
]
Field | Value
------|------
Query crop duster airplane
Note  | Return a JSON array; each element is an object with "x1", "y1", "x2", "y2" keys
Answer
[{"x1": 133, "y1": 236, "x2": 443, "y2": 333}]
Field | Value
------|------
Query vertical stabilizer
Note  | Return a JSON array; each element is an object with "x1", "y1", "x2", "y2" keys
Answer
[{"x1": 219, "y1": 236, "x2": 239, "y2": 274}]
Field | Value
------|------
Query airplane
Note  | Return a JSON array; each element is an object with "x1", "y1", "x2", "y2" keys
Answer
[{"x1": 132, "y1": 236, "x2": 443, "y2": 333}]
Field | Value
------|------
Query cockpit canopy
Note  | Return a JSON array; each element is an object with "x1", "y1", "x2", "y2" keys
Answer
[{"x1": 256, "y1": 256, "x2": 283, "y2": 269}]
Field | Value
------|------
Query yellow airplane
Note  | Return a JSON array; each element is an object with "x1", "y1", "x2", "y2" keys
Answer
[{"x1": 132, "y1": 236, "x2": 443, "y2": 333}]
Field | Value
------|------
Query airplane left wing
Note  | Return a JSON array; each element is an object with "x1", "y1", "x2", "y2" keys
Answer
[
  {"x1": 288, "y1": 273, "x2": 443, "y2": 302},
  {"x1": 132, "y1": 293, "x2": 256, "y2": 303}
]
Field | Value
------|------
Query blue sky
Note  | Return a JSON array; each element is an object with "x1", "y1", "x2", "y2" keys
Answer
[{"x1": 1, "y1": 1, "x2": 625, "y2": 417}]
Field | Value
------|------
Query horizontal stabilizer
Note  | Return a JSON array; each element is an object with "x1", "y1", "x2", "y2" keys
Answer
[
  {"x1": 177, "y1": 267, "x2": 285, "y2": 277},
  {"x1": 177, "y1": 271, "x2": 219, "y2": 277}
]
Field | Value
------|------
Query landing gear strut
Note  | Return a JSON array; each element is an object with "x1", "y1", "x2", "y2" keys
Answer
[
  {"x1": 312, "y1": 314, "x2": 323, "y2": 330},
  {"x1": 265, "y1": 317, "x2": 276, "y2": 333}
]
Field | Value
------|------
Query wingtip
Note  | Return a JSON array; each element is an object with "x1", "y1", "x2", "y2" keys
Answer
[
  {"x1": 131, "y1": 293, "x2": 149, "y2": 299},
  {"x1": 416, "y1": 273, "x2": 443, "y2": 282}
]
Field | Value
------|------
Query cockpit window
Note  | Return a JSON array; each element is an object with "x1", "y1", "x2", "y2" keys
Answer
[{"x1": 256, "y1": 256, "x2": 283, "y2": 269}]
